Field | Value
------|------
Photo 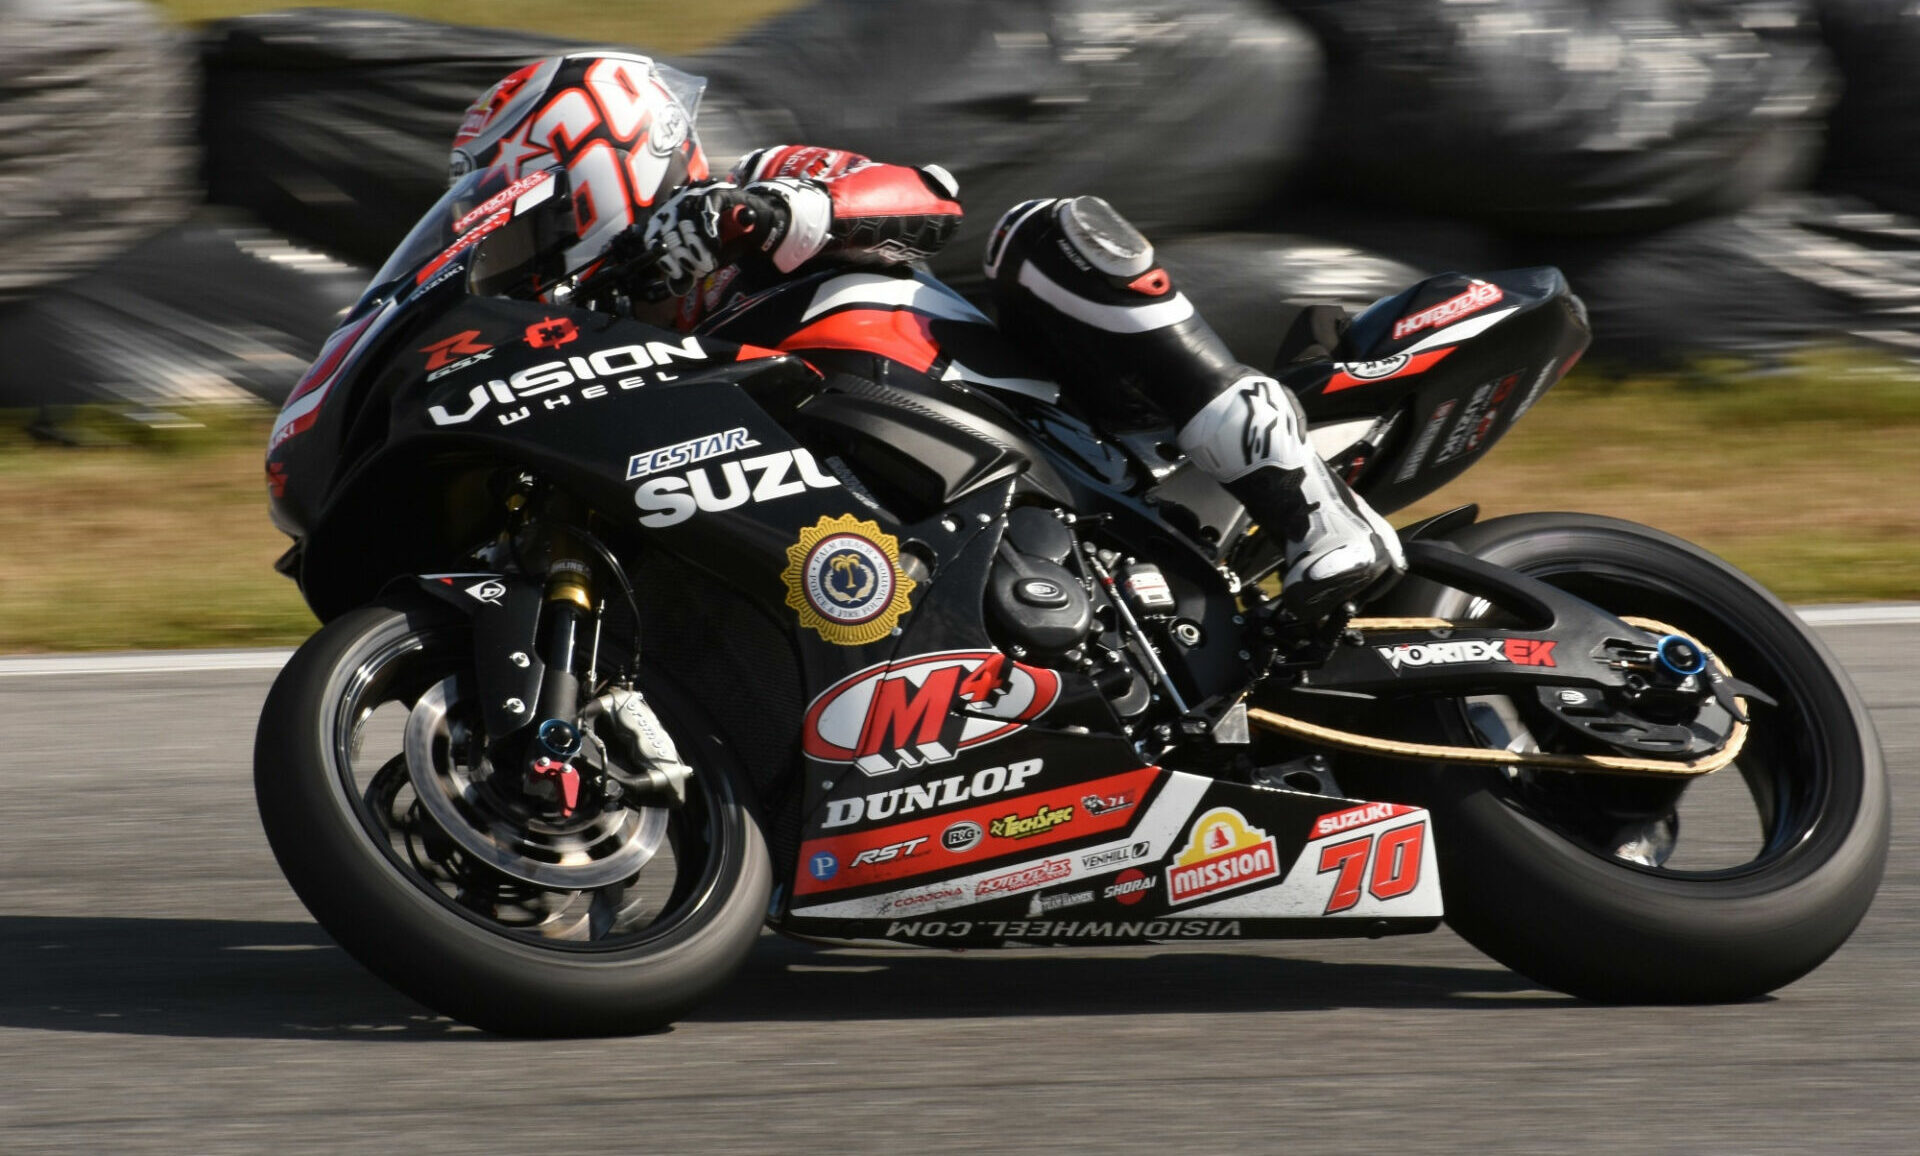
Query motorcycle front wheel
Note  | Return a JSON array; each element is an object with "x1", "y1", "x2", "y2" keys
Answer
[
  {"x1": 254, "y1": 599, "x2": 770, "y2": 1035},
  {"x1": 1390, "y1": 513, "x2": 1888, "y2": 1002}
]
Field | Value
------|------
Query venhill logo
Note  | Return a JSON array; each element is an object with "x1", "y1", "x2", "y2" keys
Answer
[{"x1": 802, "y1": 651, "x2": 1061, "y2": 776}]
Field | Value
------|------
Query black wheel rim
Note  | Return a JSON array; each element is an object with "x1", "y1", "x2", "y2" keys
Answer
[{"x1": 1445, "y1": 557, "x2": 1847, "y2": 883}]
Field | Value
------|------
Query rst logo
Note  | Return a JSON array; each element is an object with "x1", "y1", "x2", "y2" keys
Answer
[
  {"x1": 1375, "y1": 637, "x2": 1557, "y2": 670},
  {"x1": 427, "y1": 336, "x2": 710, "y2": 427},
  {"x1": 850, "y1": 836, "x2": 928, "y2": 867},
  {"x1": 803, "y1": 651, "x2": 1062, "y2": 776},
  {"x1": 634, "y1": 448, "x2": 840, "y2": 529}
]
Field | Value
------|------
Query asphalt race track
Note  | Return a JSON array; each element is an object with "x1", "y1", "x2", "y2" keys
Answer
[{"x1": 1, "y1": 617, "x2": 1914, "y2": 1154}]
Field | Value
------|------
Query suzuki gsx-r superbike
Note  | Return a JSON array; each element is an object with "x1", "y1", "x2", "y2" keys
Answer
[{"x1": 256, "y1": 163, "x2": 1888, "y2": 1035}]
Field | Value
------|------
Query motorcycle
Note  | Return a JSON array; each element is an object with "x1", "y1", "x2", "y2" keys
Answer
[{"x1": 256, "y1": 162, "x2": 1888, "y2": 1035}]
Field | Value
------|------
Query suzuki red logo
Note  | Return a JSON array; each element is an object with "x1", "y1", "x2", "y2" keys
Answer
[
  {"x1": 802, "y1": 651, "x2": 1062, "y2": 776},
  {"x1": 526, "y1": 316, "x2": 578, "y2": 349},
  {"x1": 419, "y1": 330, "x2": 491, "y2": 371}
]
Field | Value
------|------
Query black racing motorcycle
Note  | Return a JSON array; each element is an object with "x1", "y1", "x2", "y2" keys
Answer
[{"x1": 255, "y1": 163, "x2": 1888, "y2": 1034}]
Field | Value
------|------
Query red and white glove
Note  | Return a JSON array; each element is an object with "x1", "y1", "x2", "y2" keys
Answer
[{"x1": 639, "y1": 178, "x2": 830, "y2": 296}]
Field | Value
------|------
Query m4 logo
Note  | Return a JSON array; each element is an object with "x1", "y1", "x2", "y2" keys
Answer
[{"x1": 802, "y1": 651, "x2": 1063, "y2": 776}]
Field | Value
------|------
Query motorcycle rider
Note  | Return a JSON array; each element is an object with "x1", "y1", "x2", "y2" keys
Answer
[{"x1": 451, "y1": 52, "x2": 1403, "y2": 618}]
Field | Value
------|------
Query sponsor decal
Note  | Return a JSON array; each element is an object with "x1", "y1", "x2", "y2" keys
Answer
[
  {"x1": 883, "y1": 918, "x2": 1242, "y2": 940},
  {"x1": 1434, "y1": 381, "x2": 1495, "y2": 466},
  {"x1": 1029, "y1": 888, "x2": 1095, "y2": 915},
  {"x1": 453, "y1": 168, "x2": 555, "y2": 234},
  {"x1": 636, "y1": 448, "x2": 841, "y2": 529},
  {"x1": 976, "y1": 857, "x2": 1073, "y2": 897},
  {"x1": 849, "y1": 836, "x2": 929, "y2": 868},
  {"x1": 803, "y1": 651, "x2": 1062, "y2": 775},
  {"x1": 464, "y1": 578, "x2": 506, "y2": 606},
  {"x1": 1394, "y1": 398, "x2": 1455, "y2": 484},
  {"x1": 1081, "y1": 787, "x2": 1137, "y2": 817},
  {"x1": 781, "y1": 514, "x2": 917, "y2": 646},
  {"x1": 1315, "y1": 821, "x2": 1428, "y2": 915},
  {"x1": 942, "y1": 820, "x2": 984, "y2": 853},
  {"x1": 525, "y1": 315, "x2": 579, "y2": 349},
  {"x1": 626, "y1": 426, "x2": 761, "y2": 480},
  {"x1": 1464, "y1": 372, "x2": 1521, "y2": 454},
  {"x1": 989, "y1": 802, "x2": 1074, "y2": 840},
  {"x1": 1391, "y1": 281, "x2": 1504, "y2": 341},
  {"x1": 824, "y1": 758, "x2": 1044, "y2": 829},
  {"x1": 1375, "y1": 637, "x2": 1557, "y2": 670},
  {"x1": 1082, "y1": 842, "x2": 1152, "y2": 871},
  {"x1": 421, "y1": 330, "x2": 493, "y2": 374},
  {"x1": 427, "y1": 336, "x2": 714, "y2": 427},
  {"x1": 1103, "y1": 868, "x2": 1156, "y2": 906},
  {"x1": 794, "y1": 767, "x2": 1158, "y2": 896},
  {"x1": 807, "y1": 851, "x2": 839, "y2": 881},
  {"x1": 879, "y1": 884, "x2": 965, "y2": 915},
  {"x1": 1166, "y1": 808, "x2": 1282, "y2": 906},
  {"x1": 416, "y1": 210, "x2": 512, "y2": 285},
  {"x1": 1324, "y1": 346, "x2": 1457, "y2": 394},
  {"x1": 1312, "y1": 801, "x2": 1419, "y2": 839}
]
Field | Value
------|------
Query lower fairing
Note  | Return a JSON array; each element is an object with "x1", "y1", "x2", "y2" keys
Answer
[{"x1": 775, "y1": 769, "x2": 1445, "y2": 948}]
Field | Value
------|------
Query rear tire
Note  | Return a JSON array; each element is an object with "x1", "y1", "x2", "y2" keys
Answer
[
  {"x1": 255, "y1": 600, "x2": 771, "y2": 1035},
  {"x1": 1391, "y1": 513, "x2": 1888, "y2": 1002}
]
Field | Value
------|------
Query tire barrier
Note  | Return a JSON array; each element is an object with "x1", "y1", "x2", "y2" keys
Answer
[
  {"x1": 199, "y1": 9, "x2": 581, "y2": 268},
  {"x1": 4, "y1": 1, "x2": 1919, "y2": 414},
  {"x1": 0, "y1": 209, "x2": 367, "y2": 408},
  {"x1": 687, "y1": 0, "x2": 1323, "y2": 294},
  {"x1": 1278, "y1": 0, "x2": 1833, "y2": 236},
  {"x1": 0, "y1": 0, "x2": 198, "y2": 304}
]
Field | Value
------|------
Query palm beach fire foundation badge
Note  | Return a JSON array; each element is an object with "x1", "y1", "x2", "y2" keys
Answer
[
  {"x1": 783, "y1": 514, "x2": 916, "y2": 646},
  {"x1": 1165, "y1": 807, "x2": 1282, "y2": 905}
]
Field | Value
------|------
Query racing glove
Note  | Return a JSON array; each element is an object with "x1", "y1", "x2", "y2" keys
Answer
[{"x1": 639, "y1": 178, "x2": 831, "y2": 296}]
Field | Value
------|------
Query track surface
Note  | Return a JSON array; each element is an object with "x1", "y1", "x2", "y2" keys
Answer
[{"x1": 1, "y1": 623, "x2": 1913, "y2": 1154}]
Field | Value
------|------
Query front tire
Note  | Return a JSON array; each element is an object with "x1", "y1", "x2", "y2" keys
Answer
[
  {"x1": 1393, "y1": 513, "x2": 1889, "y2": 1002},
  {"x1": 254, "y1": 600, "x2": 771, "y2": 1035}
]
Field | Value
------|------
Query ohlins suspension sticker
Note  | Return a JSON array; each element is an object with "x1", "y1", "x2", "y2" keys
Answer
[{"x1": 782, "y1": 514, "x2": 916, "y2": 646}]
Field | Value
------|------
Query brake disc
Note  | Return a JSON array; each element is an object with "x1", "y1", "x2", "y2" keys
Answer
[{"x1": 403, "y1": 676, "x2": 668, "y2": 889}]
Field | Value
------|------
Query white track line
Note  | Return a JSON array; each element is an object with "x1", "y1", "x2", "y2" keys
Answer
[
  {"x1": 0, "y1": 649, "x2": 295, "y2": 677},
  {"x1": 2, "y1": 605, "x2": 1915, "y2": 678}
]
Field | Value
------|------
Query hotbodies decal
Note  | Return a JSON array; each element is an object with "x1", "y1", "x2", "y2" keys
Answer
[{"x1": 803, "y1": 650, "x2": 1062, "y2": 776}]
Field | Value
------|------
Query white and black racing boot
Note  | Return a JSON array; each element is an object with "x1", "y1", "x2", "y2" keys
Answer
[
  {"x1": 986, "y1": 194, "x2": 1404, "y2": 620},
  {"x1": 1176, "y1": 375, "x2": 1405, "y2": 618}
]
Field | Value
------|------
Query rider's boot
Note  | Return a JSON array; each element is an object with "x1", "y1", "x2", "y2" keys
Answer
[{"x1": 985, "y1": 194, "x2": 1404, "y2": 618}]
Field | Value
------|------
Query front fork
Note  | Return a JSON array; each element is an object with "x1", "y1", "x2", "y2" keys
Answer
[{"x1": 524, "y1": 523, "x2": 599, "y2": 814}]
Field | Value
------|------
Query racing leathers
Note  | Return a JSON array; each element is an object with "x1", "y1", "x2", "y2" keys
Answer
[{"x1": 639, "y1": 147, "x2": 1404, "y2": 617}]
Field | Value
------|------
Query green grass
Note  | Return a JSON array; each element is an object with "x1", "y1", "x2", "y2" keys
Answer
[{"x1": 154, "y1": 0, "x2": 802, "y2": 53}]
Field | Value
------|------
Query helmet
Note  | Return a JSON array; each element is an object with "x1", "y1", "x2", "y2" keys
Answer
[{"x1": 449, "y1": 52, "x2": 709, "y2": 277}]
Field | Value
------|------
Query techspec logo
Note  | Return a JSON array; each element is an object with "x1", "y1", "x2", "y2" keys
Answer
[
  {"x1": 802, "y1": 651, "x2": 1061, "y2": 776},
  {"x1": 1374, "y1": 637, "x2": 1558, "y2": 670}
]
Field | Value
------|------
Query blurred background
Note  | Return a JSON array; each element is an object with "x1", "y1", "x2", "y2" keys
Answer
[{"x1": 1, "y1": 0, "x2": 1916, "y2": 651}]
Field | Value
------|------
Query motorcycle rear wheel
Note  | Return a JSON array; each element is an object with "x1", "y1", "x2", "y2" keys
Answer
[
  {"x1": 1390, "y1": 513, "x2": 1888, "y2": 1002},
  {"x1": 254, "y1": 599, "x2": 770, "y2": 1035}
]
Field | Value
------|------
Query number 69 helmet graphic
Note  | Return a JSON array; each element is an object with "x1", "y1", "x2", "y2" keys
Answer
[{"x1": 447, "y1": 52, "x2": 711, "y2": 284}]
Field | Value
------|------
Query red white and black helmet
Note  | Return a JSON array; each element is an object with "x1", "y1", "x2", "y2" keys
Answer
[{"x1": 449, "y1": 52, "x2": 710, "y2": 277}]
